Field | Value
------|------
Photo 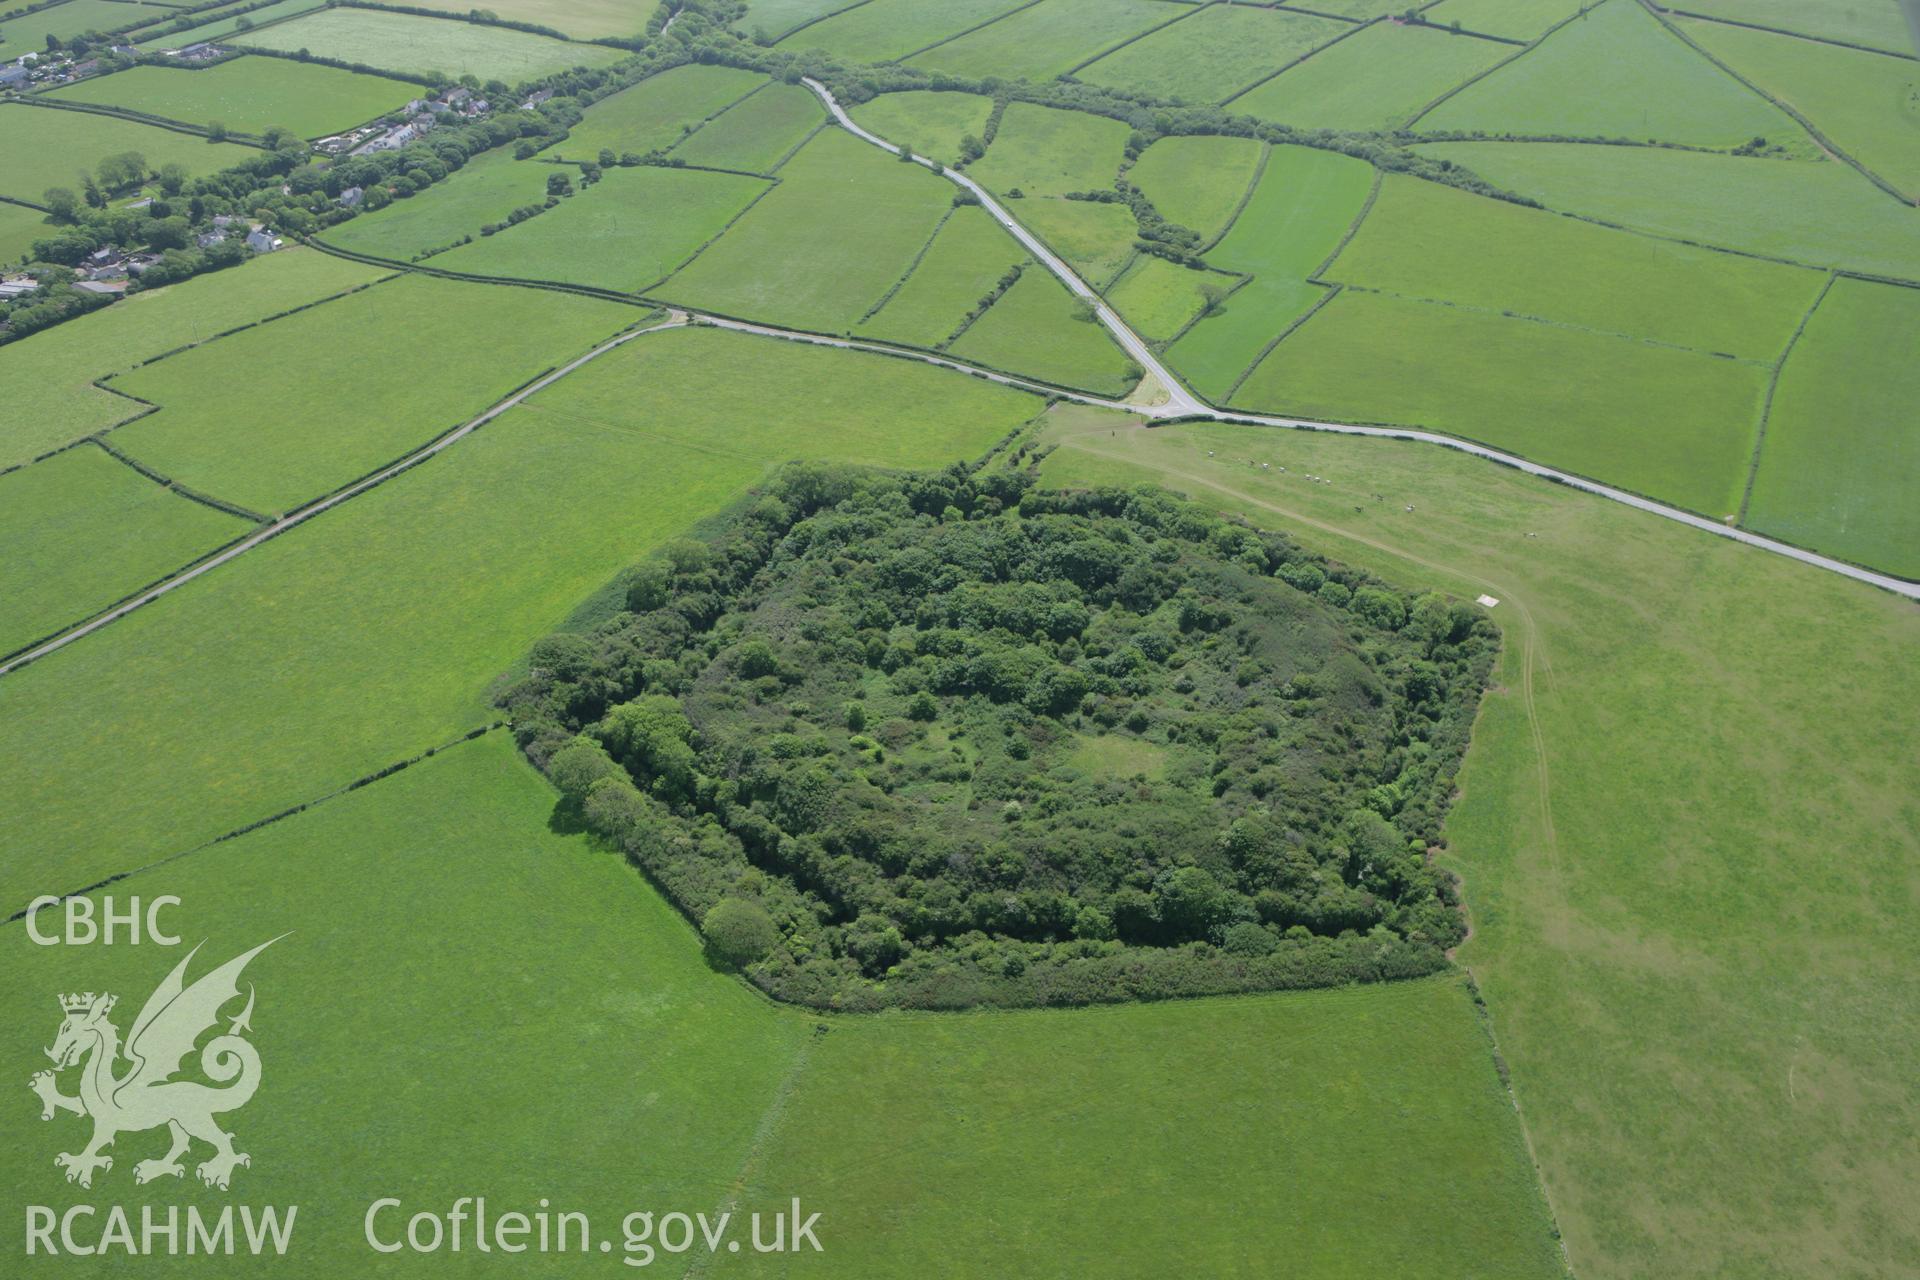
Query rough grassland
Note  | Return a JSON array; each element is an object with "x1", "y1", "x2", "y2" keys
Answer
[
  {"x1": 1166, "y1": 143, "x2": 1373, "y2": 401},
  {"x1": 0, "y1": 102, "x2": 254, "y2": 204},
  {"x1": 1039, "y1": 417, "x2": 1920, "y2": 1280},
  {"x1": 1107, "y1": 253, "x2": 1232, "y2": 342},
  {"x1": 1744, "y1": 278, "x2": 1920, "y2": 577},
  {"x1": 0, "y1": 733, "x2": 814, "y2": 1273},
  {"x1": 718, "y1": 979, "x2": 1565, "y2": 1278},
  {"x1": 1009, "y1": 194, "x2": 1138, "y2": 286},
  {"x1": 1674, "y1": 0, "x2": 1916, "y2": 54},
  {"x1": 45, "y1": 57, "x2": 418, "y2": 139},
  {"x1": 0, "y1": 444, "x2": 250, "y2": 657},
  {"x1": 779, "y1": 0, "x2": 1027, "y2": 63},
  {"x1": 907, "y1": 0, "x2": 1181, "y2": 83},
  {"x1": 1327, "y1": 174, "x2": 1827, "y2": 359},
  {"x1": 858, "y1": 205, "x2": 1026, "y2": 349},
  {"x1": 1415, "y1": 141, "x2": 1920, "y2": 279},
  {"x1": 849, "y1": 88, "x2": 994, "y2": 167},
  {"x1": 1231, "y1": 20, "x2": 1511, "y2": 132},
  {"x1": 0, "y1": 199, "x2": 51, "y2": 265},
  {"x1": 318, "y1": 148, "x2": 555, "y2": 261},
  {"x1": 550, "y1": 64, "x2": 766, "y2": 163},
  {"x1": 146, "y1": 0, "x2": 323, "y2": 46},
  {"x1": 0, "y1": 0, "x2": 161, "y2": 53},
  {"x1": 389, "y1": 0, "x2": 653, "y2": 39},
  {"x1": 107, "y1": 275, "x2": 640, "y2": 514},
  {"x1": 1125, "y1": 134, "x2": 1263, "y2": 243},
  {"x1": 1419, "y1": 0, "x2": 1804, "y2": 148},
  {"x1": 435, "y1": 166, "x2": 771, "y2": 292},
  {"x1": 1681, "y1": 16, "x2": 1920, "y2": 199},
  {"x1": 1424, "y1": 0, "x2": 1583, "y2": 41},
  {"x1": 672, "y1": 82, "x2": 823, "y2": 173},
  {"x1": 0, "y1": 248, "x2": 383, "y2": 467},
  {"x1": 1236, "y1": 288, "x2": 1765, "y2": 515},
  {"x1": 235, "y1": 7, "x2": 625, "y2": 82},
  {"x1": 970, "y1": 101, "x2": 1130, "y2": 196},
  {"x1": 662, "y1": 127, "x2": 953, "y2": 332},
  {"x1": 738, "y1": 0, "x2": 858, "y2": 39},
  {"x1": 950, "y1": 268, "x2": 1136, "y2": 394},
  {"x1": 0, "y1": 326, "x2": 1039, "y2": 910},
  {"x1": 1078, "y1": 3, "x2": 1349, "y2": 103}
]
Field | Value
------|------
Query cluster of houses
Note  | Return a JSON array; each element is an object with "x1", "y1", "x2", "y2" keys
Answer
[
  {"x1": 194, "y1": 215, "x2": 283, "y2": 253},
  {"x1": 316, "y1": 86, "x2": 491, "y2": 158},
  {"x1": 0, "y1": 49, "x2": 121, "y2": 90}
]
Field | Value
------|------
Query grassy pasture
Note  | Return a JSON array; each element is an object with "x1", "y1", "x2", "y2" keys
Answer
[
  {"x1": 1165, "y1": 143, "x2": 1373, "y2": 401},
  {"x1": 144, "y1": 0, "x2": 322, "y2": 46},
  {"x1": 0, "y1": 443, "x2": 250, "y2": 657},
  {"x1": 1125, "y1": 133, "x2": 1261, "y2": 242},
  {"x1": 1744, "y1": 278, "x2": 1920, "y2": 577},
  {"x1": 906, "y1": 0, "x2": 1182, "y2": 83},
  {"x1": 663, "y1": 127, "x2": 953, "y2": 332},
  {"x1": 0, "y1": 0, "x2": 159, "y2": 52},
  {"x1": 387, "y1": 0, "x2": 652, "y2": 38},
  {"x1": 859, "y1": 205, "x2": 1026, "y2": 349},
  {"x1": 849, "y1": 89, "x2": 993, "y2": 167},
  {"x1": 1326, "y1": 174, "x2": 1827, "y2": 359},
  {"x1": 317, "y1": 148, "x2": 554, "y2": 260},
  {"x1": 1230, "y1": 20, "x2": 1511, "y2": 132},
  {"x1": 970, "y1": 100, "x2": 1129, "y2": 196},
  {"x1": 1106, "y1": 253, "x2": 1231, "y2": 341},
  {"x1": 1423, "y1": 0, "x2": 1583, "y2": 41},
  {"x1": 1077, "y1": 3, "x2": 1349, "y2": 103},
  {"x1": 46, "y1": 57, "x2": 419, "y2": 139},
  {"x1": 737, "y1": 0, "x2": 859, "y2": 39},
  {"x1": 672, "y1": 81, "x2": 824, "y2": 173},
  {"x1": 1416, "y1": 141, "x2": 1920, "y2": 279},
  {"x1": 1038, "y1": 407, "x2": 1920, "y2": 1280},
  {"x1": 0, "y1": 199, "x2": 53, "y2": 265},
  {"x1": 435, "y1": 166, "x2": 769, "y2": 292},
  {"x1": 107, "y1": 275, "x2": 640, "y2": 514},
  {"x1": 778, "y1": 0, "x2": 1026, "y2": 62},
  {"x1": 549, "y1": 63, "x2": 765, "y2": 162},
  {"x1": 1673, "y1": 0, "x2": 1916, "y2": 54},
  {"x1": 0, "y1": 102, "x2": 254, "y2": 204},
  {"x1": 0, "y1": 247, "x2": 384, "y2": 467},
  {"x1": 950, "y1": 267, "x2": 1136, "y2": 394},
  {"x1": 1680, "y1": 16, "x2": 1920, "y2": 198},
  {"x1": 0, "y1": 325, "x2": 1040, "y2": 912},
  {"x1": 234, "y1": 7, "x2": 625, "y2": 81},
  {"x1": 1009, "y1": 194, "x2": 1138, "y2": 286},
  {"x1": 1235, "y1": 288, "x2": 1766, "y2": 515},
  {"x1": 720, "y1": 979, "x2": 1565, "y2": 1278},
  {"x1": 1419, "y1": 0, "x2": 1805, "y2": 149}
]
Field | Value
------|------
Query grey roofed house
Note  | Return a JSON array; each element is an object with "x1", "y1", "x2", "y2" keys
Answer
[
  {"x1": 245, "y1": 228, "x2": 282, "y2": 253},
  {"x1": 73, "y1": 279, "x2": 127, "y2": 295},
  {"x1": 337, "y1": 186, "x2": 364, "y2": 208},
  {"x1": 0, "y1": 277, "x2": 39, "y2": 300},
  {"x1": 0, "y1": 65, "x2": 28, "y2": 88}
]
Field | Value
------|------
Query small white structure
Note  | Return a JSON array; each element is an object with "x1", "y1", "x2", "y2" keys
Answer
[{"x1": 1475, "y1": 594, "x2": 1500, "y2": 609}]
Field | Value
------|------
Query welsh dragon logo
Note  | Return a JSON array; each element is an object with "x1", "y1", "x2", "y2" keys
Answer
[{"x1": 30, "y1": 937, "x2": 282, "y2": 1191}]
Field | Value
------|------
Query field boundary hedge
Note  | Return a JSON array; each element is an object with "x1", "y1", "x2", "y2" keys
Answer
[
  {"x1": 1657, "y1": 5, "x2": 1920, "y2": 61},
  {"x1": 766, "y1": 0, "x2": 871, "y2": 46},
  {"x1": 1222, "y1": 279, "x2": 1337, "y2": 402},
  {"x1": 1400, "y1": 7, "x2": 1594, "y2": 130},
  {"x1": 1735, "y1": 268, "x2": 1834, "y2": 525},
  {"x1": 7, "y1": 94, "x2": 270, "y2": 147},
  {"x1": 856, "y1": 202, "x2": 953, "y2": 322},
  {"x1": 1058, "y1": 0, "x2": 1209, "y2": 81},
  {"x1": 1196, "y1": 136, "x2": 1269, "y2": 254},
  {"x1": 90, "y1": 432, "x2": 270, "y2": 519},
  {"x1": 1216, "y1": 13, "x2": 1374, "y2": 109},
  {"x1": 889, "y1": 0, "x2": 1047, "y2": 67}
]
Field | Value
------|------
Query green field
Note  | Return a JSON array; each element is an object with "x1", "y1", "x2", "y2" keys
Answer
[
  {"x1": 849, "y1": 89, "x2": 993, "y2": 167},
  {"x1": 1235, "y1": 288, "x2": 1766, "y2": 515},
  {"x1": 1230, "y1": 20, "x2": 1511, "y2": 132},
  {"x1": 46, "y1": 57, "x2": 419, "y2": 139},
  {"x1": 0, "y1": 443, "x2": 250, "y2": 656},
  {"x1": 1419, "y1": 0, "x2": 1804, "y2": 148},
  {"x1": 1416, "y1": 141, "x2": 1920, "y2": 279},
  {"x1": 318, "y1": 148, "x2": 555, "y2": 260},
  {"x1": 1125, "y1": 134, "x2": 1261, "y2": 243},
  {"x1": 391, "y1": 0, "x2": 651, "y2": 38},
  {"x1": 1744, "y1": 277, "x2": 1920, "y2": 577},
  {"x1": 950, "y1": 267, "x2": 1136, "y2": 394},
  {"x1": 435, "y1": 166, "x2": 770, "y2": 291},
  {"x1": 859, "y1": 205, "x2": 1026, "y2": 349},
  {"x1": 970, "y1": 101, "x2": 1129, "y2": 196},
  {"x1": 145, "y1": 0, "x2": 322, "y2": 47},
  {"x1": 0, "y1": 198, "x2": 52, "y2": 264},
  {"x1": 0, "y1": 248, "x2": 384, "y2": 466},
  {"x1": 1009, "y1": 193, "x2": 1138, "y2": 286},
  {"x1": 0, "y1": 101, "x2": 254, "y2": 204},
  {"x1": 552, "y1": 64, "x2": 766, "y2": 163},
  {"x1": 235, "y1": 6, "x2": 625, "y2": 81},
  {"x1": 906, "y1": 0, "x2": 1182, "y2": 83},
  {"x1": 1672, "y1": 0, "x2": 1917, "y2": 54},
  {"x1": 1681, "y1": 16, "x2": 1920, "y2": 198},
  {"x1": 778, "y1": 0, "x2": 1025, "y2": 62},
  {"x1": 1106, "y1": 252, "x2": 1231, "y2": 341},
  {"x1": 1077, "y1": 2, "x2": 1349, "y2": 103},
  {"x1": 1424, "y1": 0, "x2": 1583, "y2": 41},
  {"x1": 1326, "y1": 174, "x2": 1827, "y2": 359},
  {"x1": 1165, "y1": 143, "x2": 1374, "y2": 402},
  {"x1": 1039, "y1": 405, "x2": 1920, "y2": 1280},
  {"x1": 0, "y1": 0, "x2": 162, "y2": 52},
  {"x1": 663, "y1": 127, "x2": 953, "y2": 331},
  {"x1": 0, "y1": 325, "x2": 1039, "y2": 910},
  {"x1": 107, "y1": 276, "x2": 640, "y2": 514},
  {"x1": 737, "y1": 0, "x2": 858, "y2": 39},
  {"x1": 672, "y1": 81, "x2": 823, "y2": 172}
]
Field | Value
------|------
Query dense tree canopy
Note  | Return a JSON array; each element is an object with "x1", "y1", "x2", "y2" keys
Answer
[{"x1": 502, "y1": 464, "x2": 1498, "y2": 1009}]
